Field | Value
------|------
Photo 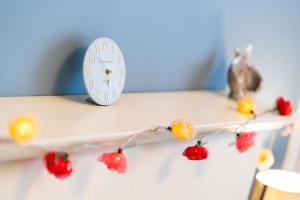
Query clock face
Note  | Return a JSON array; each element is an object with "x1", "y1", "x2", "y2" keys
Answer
[{"x1": 83, "y1": 37, "x2": 126, "y2": 105}]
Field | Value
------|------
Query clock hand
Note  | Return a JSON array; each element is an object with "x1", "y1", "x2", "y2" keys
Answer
[
  {"x1": 103, "y1": 69, "x2": 113, "y2": 86},
  {"x1": 109, "y1": 74, "x2": 112, "y2": 88}
]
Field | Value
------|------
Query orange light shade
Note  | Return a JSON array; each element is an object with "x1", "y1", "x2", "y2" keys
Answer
[
  {"x1": 237, "y1": 97, "x2": 255, "y2": 114},
  {"x1": 9, "y1": 116, "x2": 37, "y2": 144},
  {"x1": 170, "y1": 119, "x2": 196, "y2": 140}
]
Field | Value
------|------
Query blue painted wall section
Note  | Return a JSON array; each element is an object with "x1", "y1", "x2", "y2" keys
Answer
[{"x1": 0, "y1": 0, "x2": 225, "y2": 96}]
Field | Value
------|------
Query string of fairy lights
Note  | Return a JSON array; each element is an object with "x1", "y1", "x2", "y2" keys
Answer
[{"x1": 2, "y1": 96, "x2": 293, "y2": 179}]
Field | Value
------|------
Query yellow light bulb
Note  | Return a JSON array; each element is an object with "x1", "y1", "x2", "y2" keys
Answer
[
  {"x1": 9, "y1": 116, "x2": 37, "y2": 144},
  {"x1": 237, "y1": 97, "x2": 255, "y2": 114},
  {"x1": 170, "y1": 119, "x2": 196, "y2": 140},
  {"x1": 256, "y1": 148, "x2": 275, "y2": 171}
]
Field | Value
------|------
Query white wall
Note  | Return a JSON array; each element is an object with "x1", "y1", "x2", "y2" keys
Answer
[{"x1": 0, "y1": 134, "x2": 265, "y2": 200}]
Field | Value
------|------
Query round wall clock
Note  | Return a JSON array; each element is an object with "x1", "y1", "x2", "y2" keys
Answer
[{"x1": 83, "y1": 37, "x2": 126, "y2": 105}]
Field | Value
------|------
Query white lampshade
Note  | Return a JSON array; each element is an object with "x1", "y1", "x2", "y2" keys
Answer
[{"x1": 250, "y1": 169, "x2": 300, "y2": 200}]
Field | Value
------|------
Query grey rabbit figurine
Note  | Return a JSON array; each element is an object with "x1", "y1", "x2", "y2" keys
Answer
[{"x1": 227, "y1": 45, "x2": 262, "y2": 100}]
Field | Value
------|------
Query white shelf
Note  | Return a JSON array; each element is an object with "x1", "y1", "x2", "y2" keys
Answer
[{"x1": 0, "y1": 90, "x2": 298, "y2": 161}]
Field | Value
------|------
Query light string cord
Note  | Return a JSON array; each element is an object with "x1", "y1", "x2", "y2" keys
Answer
[
  {"x1": 204, "y1": 109, "x2": 276, "y2": 146},
  {"x1": 234, "y1": 108, "x2": 275, "y2": 134},
  {"x1": 25, "y1": 126, "x2": 167, "y2": 154},
  {"x1": 119, "y1": 126, "x2": 166, "y2": 149},
  {"x1": 0, "y1": 108, "x2": 280, "y2": 154}
]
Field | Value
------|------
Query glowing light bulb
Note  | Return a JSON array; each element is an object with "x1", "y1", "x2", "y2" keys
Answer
[
  {"x1": 169, "y1": 119, "x2": 196, "y2": 140},
  {"x1": 237, "y1": 97, "x2": 255, "y2": 114},
  {"x1": 98, "y1": 150, "x2": 127, "y2": 173},
  {"x1": 115, "y1": 156, "x2": 121, "y2": 161},
  {"x1": 256, "y1": 148, "x2": 275, "y2": 171},
  {"x1": 9, "y1": 116, "x2": 37, "y2": 144}
]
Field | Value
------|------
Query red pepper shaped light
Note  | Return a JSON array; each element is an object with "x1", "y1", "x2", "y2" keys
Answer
[
  {"x1": 276, "y1": 97, "x2": 292, "y2": 116},
  {"x1": 235, "y1": 132, "x2": 256, "y2": 153},
  {"x1": 98, "y1": 148, "x2": 127, "y2": 174},
  {"x1": 44, "y1": 152, "x2": 73, "y2": 179},
  {"x1": 183, "y1": 140, "x2": 208, "y2": 160}
]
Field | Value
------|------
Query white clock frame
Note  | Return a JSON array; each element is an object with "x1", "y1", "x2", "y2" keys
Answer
[{"x1": 83, "y1": 37, "x2": 126, "y2": 105}]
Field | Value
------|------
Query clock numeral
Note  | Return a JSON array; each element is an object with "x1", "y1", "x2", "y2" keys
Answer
[
  {"x1": 112, "y1": 45, "x2": 116, "y2": 54},
  {"x1": 84, "y1": 66, "x2": 91, "y2": 76},
  {"x1": 95, "y1": 43, "x2": 101, "y2": 53},
  {"x1": 89, "y1": 53, "x2": 96, "y2": 64},
  {"x1": 118, "y1": 55, "x2": 123, "y2": 64},
  {"x1": 105, "y1": 93, "x2": 109, "y2": 102},
  {"x1": 118, "y1": 79, "x2": 123, "y2": 87},
  {"x1": 96, "y1": 89, "x2": 102, "y2": 99},
  {"x1": 111, "y1": 44, "x2": 118, "y2": 54},
  {"x1": 113, "y1": 89, "x2": 117, "y2": 98},
  {"x1": 87, "y1": 79, "x2": 94, "y2": 89},
  {"x1": 120, "y1": 67, "x2": 125, "y2": 76},
  {"x1": 102, "y1": 39, "x2": 109, "y2": 50}
]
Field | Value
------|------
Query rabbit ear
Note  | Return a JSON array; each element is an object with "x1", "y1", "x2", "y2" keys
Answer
[{"x1": 245, "y1": 44, "x2": 253, "y2": 61}]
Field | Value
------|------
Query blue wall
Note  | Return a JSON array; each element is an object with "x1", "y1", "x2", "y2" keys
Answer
[{"x1": 0, "y1": 0, "x2": 226, "y2": 96}]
